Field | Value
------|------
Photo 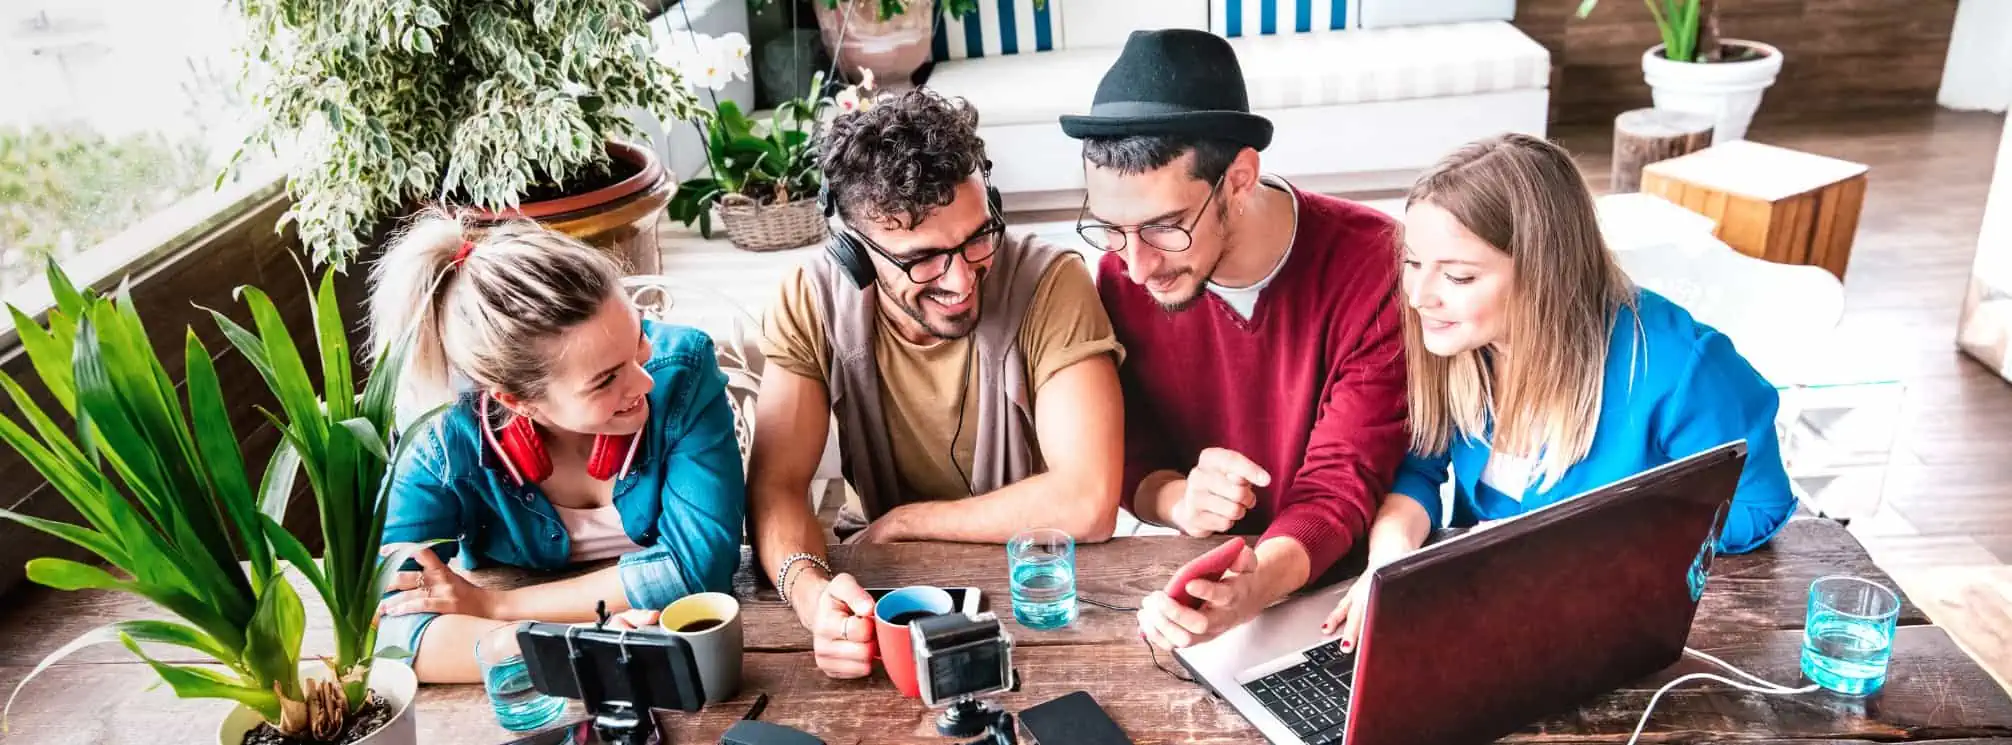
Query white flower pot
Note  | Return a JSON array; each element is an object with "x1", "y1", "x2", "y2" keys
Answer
[
  {"x1": 1642, "y1": 40, "x2": 1785, "y2": 144},
  {"x1": 216, "y1": 660, "x2": 419, "y2": 745}
]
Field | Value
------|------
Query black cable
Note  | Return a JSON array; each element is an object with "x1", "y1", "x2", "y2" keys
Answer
[
  {"x1": 1145, "y1": 637, "x2": 1195, "y2": 684},
  {"x1": 1078, "y1": 596, "x2": 1136, "y2": 613},
  {"x1": 947, "y1": 335, "x2": 976, "y2": 495}
]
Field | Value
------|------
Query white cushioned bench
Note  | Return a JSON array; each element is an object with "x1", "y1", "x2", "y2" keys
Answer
[{"x1": 923, "y1": 1, "x2": 1551, "y2": 208}]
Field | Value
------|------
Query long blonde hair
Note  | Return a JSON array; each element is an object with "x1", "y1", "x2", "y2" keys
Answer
[
  {"x1": 1403, "y1": 133, "x2": 1636, "y2": 490},
  {"x1": 368, "y1": 207, "x2": 626, "y2": 410}
]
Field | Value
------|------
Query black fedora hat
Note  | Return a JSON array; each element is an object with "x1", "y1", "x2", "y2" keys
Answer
[{"x1": 1060, "y1": 29, "x2": 1272, "y2": 151}]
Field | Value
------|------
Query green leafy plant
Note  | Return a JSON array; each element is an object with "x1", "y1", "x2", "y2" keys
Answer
[
  {"x1": 0, "y1": 264, "x2": 441, "y2": 741},
  {"x1": 665, "y1": 68, "x2": 834, "y2": 238},
  {"x1": 1576, "y1": 0, "x2": 1729, "y2": 64},
  {"x1": 229, "y1": 0, "x2": 699, "y2": 267},
  {"x1": 751, "y1": 0, "x2": 1044, "y2": 23}
]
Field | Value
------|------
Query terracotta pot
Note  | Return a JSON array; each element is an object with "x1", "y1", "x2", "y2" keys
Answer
[
  {"x1": 471, "y1": 140, "x2": 672, "y2": 274},
  {"x1": 217, "y1": 660, "x2": 418, "y2": 745},
  {"x1": 812, "y1": 0, "x2": 936, "y2": 86}
]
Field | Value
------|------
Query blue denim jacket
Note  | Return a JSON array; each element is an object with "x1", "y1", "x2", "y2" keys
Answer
[{"x1": 376, "y1": 320, "x2": 747, "y2": 655}]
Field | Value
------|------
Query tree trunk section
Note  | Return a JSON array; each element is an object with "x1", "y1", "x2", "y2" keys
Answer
[{"x1": 1612, "y1": 108, "x2": 1716, "y2": 193}]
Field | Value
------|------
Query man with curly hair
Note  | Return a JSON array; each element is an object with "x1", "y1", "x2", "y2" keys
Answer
[{"x1": 746, "y1": 88, "x2": 1125, "y2": 679}]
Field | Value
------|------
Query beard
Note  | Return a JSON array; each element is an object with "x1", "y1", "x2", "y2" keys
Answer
[
  {"x1": 887, "y1": 270, "x2": 985, "y2": 340},
  {"x1": 1153, "y1": 214, "x2": 1235, "y2": 314}
]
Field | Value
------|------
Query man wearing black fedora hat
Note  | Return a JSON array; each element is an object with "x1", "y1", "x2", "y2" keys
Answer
[{"x1": 1061, "y1": 29, "x2": 1411, "y2": 651}]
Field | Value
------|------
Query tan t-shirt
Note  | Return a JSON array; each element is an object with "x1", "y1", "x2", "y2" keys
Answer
[{"x1": 761, "y1": 250, "x2": 1122, "y2": 502}]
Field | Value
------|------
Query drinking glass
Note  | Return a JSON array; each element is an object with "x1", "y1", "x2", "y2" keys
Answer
[
  {"x1": 477, "y1": 622, "x2": 568, "y2": 731},
  {"x1": 1008, "y1": 528, "x2": 1078, "y2": 630},
  {"x1": 1801, "y1": 575, "x2": 1901, "y2": 695}
]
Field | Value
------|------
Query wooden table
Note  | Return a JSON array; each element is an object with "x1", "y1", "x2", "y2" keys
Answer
[{"x1": 4, "y1": 519, "x2": 2011, "y2": 743}]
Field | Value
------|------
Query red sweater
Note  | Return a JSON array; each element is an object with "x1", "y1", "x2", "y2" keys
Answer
[{"x1": 1099, "y1": 190, "x2": 1410, "y2": 579}]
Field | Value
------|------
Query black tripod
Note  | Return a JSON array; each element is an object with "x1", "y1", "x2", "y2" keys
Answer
[{"x1": 939, "y1": 698, "x2": 1016, "y2": 745}]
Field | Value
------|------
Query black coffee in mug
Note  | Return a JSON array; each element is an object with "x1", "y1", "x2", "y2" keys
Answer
[
  {"x1": 676, "y1": 618, "x2": 724, "y2": 633},
  {"x1": 886, "y1": 611, "x2": 939, "y2": 626}
]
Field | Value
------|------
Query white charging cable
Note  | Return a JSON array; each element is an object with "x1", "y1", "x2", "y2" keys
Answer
[{"x1": 1625, "y1": 648, "x2": 1822, "y2": 745}]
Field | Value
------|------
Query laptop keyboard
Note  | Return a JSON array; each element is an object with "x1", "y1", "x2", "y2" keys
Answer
[{"x1": 1241, "y1": 641, "x2": 1355, "y2": 745}]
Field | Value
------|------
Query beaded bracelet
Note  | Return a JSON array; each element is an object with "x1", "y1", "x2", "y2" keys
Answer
[{"x1": 776, "y1": 552, "x2": 832, "y2": 608}]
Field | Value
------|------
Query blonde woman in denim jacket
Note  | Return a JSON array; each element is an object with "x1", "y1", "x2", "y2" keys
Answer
[{"x1": 368, "y1": 211, "x2": 746, "y2": 684}]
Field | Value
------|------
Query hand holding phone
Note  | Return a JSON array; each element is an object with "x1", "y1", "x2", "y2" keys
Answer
[{"x1": 1164, "y1": 537, "x2": 1249, "y2": 609}]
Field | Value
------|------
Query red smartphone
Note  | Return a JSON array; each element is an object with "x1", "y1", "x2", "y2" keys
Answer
[{"x1": 1164, "y1": 537, "x2": 1248, "y2": 608}]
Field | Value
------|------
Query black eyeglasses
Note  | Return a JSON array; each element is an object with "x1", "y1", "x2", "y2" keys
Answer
[
  {"x1": 852, "y1": 215, "x2": 1006, "y2": 284},
  {"x1": 1075, "y1": 171, "x2": 1227, "y2": 254}
]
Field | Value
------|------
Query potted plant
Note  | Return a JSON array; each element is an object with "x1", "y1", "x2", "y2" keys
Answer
[
  {"x1": 664, "y1": 37, "x2": 871, "y2": 252},
  {"x1": 0, "y1": 265, "x2": 442, "y2": 745},
  {"x1": 1577, "y1": 0, "x2": 1783, "y2": 143},
  {"x1": 229, "y1": 0, "x2": 700, "y2": 272}
]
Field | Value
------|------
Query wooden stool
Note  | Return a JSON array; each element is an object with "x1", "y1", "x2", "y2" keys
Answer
[
  {"x1": 1611, "y1": 108, "x2": 1714, "y2": 193},
  {"x1": 1641, "y1": 140, "x2": 1870, "y2": 280}
]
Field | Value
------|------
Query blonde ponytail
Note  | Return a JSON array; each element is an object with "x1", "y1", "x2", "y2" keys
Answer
[
  {"x1": 366, "y1": 206, "x2": 626, "y2": 412},
  {"x1": 369, "y1": 207, "x2": 472, "y2": 410}
]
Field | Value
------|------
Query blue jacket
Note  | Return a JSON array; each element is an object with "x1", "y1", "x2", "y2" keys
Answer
[
  {"x1": 376, "y1": 320, "x2": 747, "y2": 654},
  {"x1": 1392, "y1": 290, "x2": 1796, "y2": 554}
]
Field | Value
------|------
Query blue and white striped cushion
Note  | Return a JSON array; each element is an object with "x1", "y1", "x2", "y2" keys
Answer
[
  {"x1": 1211, "y1": 0, "x2": 1358, "y2": 38},
  {"x1": 932, "y1": 0, "x2": 1062, "y2": 61}
]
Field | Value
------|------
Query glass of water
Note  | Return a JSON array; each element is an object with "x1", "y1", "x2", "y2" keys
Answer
[
  {"x1": 477, "y1": 622, "x2": 567, "y2": 731},
  {"x1": 1801, "y1": 575, "x2": 1901, "y2": 695},
  {"x1": 1008, "y1": 528, "x2": 1078, "y2": 630}
]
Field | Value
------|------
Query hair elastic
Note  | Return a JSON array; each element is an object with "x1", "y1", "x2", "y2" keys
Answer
[{"x1": 451, "y1": 240, "x2": 477, "y2": 267}]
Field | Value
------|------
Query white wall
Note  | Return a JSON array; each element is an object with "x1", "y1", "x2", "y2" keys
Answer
[{"x1": 1939, "y1": 0, "x2": 2012, "y2": 113}]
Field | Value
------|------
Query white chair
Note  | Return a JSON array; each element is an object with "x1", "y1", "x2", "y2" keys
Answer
[{"x1": 1596, "y1": 192, "x2": 1847, "y2": 388}]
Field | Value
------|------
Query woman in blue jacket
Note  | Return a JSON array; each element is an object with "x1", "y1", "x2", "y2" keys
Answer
[
  {"x1": 369, "y1": 211, "x2": 745, "y2": 683},
  {"x1": 1325, "y1": 134, "x2": 1797, "y2": 645}
]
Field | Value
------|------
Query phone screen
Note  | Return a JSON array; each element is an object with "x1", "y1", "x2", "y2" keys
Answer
[{"x1": 498, "y1": 720, "x2": 596, "y2": 745}]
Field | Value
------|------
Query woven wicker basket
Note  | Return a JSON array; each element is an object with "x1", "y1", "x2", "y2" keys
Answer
[{"x1": 716, "y1": 193, "x2": 829, "y2": 252}]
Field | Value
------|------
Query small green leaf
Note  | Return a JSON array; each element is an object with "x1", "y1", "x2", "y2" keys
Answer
[{"x1": 374, "y1": 646, "x2": 414, "y2": 662}]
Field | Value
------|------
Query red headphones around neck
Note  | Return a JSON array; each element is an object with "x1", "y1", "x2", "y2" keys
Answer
[{"x1": 479, "y1": 396, "x2": 641, "y2": 486}]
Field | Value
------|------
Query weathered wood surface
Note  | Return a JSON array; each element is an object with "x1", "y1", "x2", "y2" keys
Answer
[
  {"x1": 2, "y1": 628, "x2": 2007, "y2": 744},
  {"x1": 0, "y1": 520, "x2": 1920, "y2": 667}
]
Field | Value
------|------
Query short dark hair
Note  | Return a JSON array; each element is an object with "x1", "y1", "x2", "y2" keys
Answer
[
  {"x1": 1081, "y1": 136, "x2": 1243, "y2": 183},
  {"x1": 818, "y1": 89, "x2": 987, "y2": 231}
]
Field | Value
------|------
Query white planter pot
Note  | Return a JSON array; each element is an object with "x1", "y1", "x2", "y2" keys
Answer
[
  {"x1": 1642, "y1": 40, "x2": 1785, "y2": 144},
  {"x1": 216, "y1": 660, "x2": 419, "y2": 745}
]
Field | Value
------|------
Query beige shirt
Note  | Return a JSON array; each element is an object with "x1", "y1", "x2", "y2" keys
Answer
[{"x1": 761, "y1": 254, "x2": 1122, "y2": 501}]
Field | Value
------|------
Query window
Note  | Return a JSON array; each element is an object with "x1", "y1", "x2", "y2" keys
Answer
[{"x1": 1, "y1": 0, "x2": 276, "y2": 304}]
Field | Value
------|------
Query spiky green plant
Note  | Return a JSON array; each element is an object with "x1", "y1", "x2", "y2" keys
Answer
[
  {"x1": 1577, "y1": 0, "x2": 1725, "y2": 64},
  {"x1": 0, "y1": 264, "x2": 441, "y2": 740}
]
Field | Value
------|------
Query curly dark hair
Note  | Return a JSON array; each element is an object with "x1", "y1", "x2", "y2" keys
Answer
[{"x1": 818, "y1": 88, "x2": 987, "y2": 231}]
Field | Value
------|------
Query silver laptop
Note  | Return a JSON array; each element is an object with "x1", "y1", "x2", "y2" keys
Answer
[{"x1": 1173, "y1": 442, "x2": 1747, "y2": 745}]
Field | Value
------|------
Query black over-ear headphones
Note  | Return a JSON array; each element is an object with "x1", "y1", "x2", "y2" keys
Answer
[{"x1": 821, "y1": 161, "x2": 1005, "y2": 289}]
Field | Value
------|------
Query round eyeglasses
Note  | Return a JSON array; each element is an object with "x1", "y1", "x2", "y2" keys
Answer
[{"x1": 1075, "y1": 172, "x2": 1226, "y2": 254}]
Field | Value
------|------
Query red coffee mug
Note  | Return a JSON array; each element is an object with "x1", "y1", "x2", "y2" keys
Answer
[{"x1": 871, "y1": 586, "x2": 955, "y2": 698}]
